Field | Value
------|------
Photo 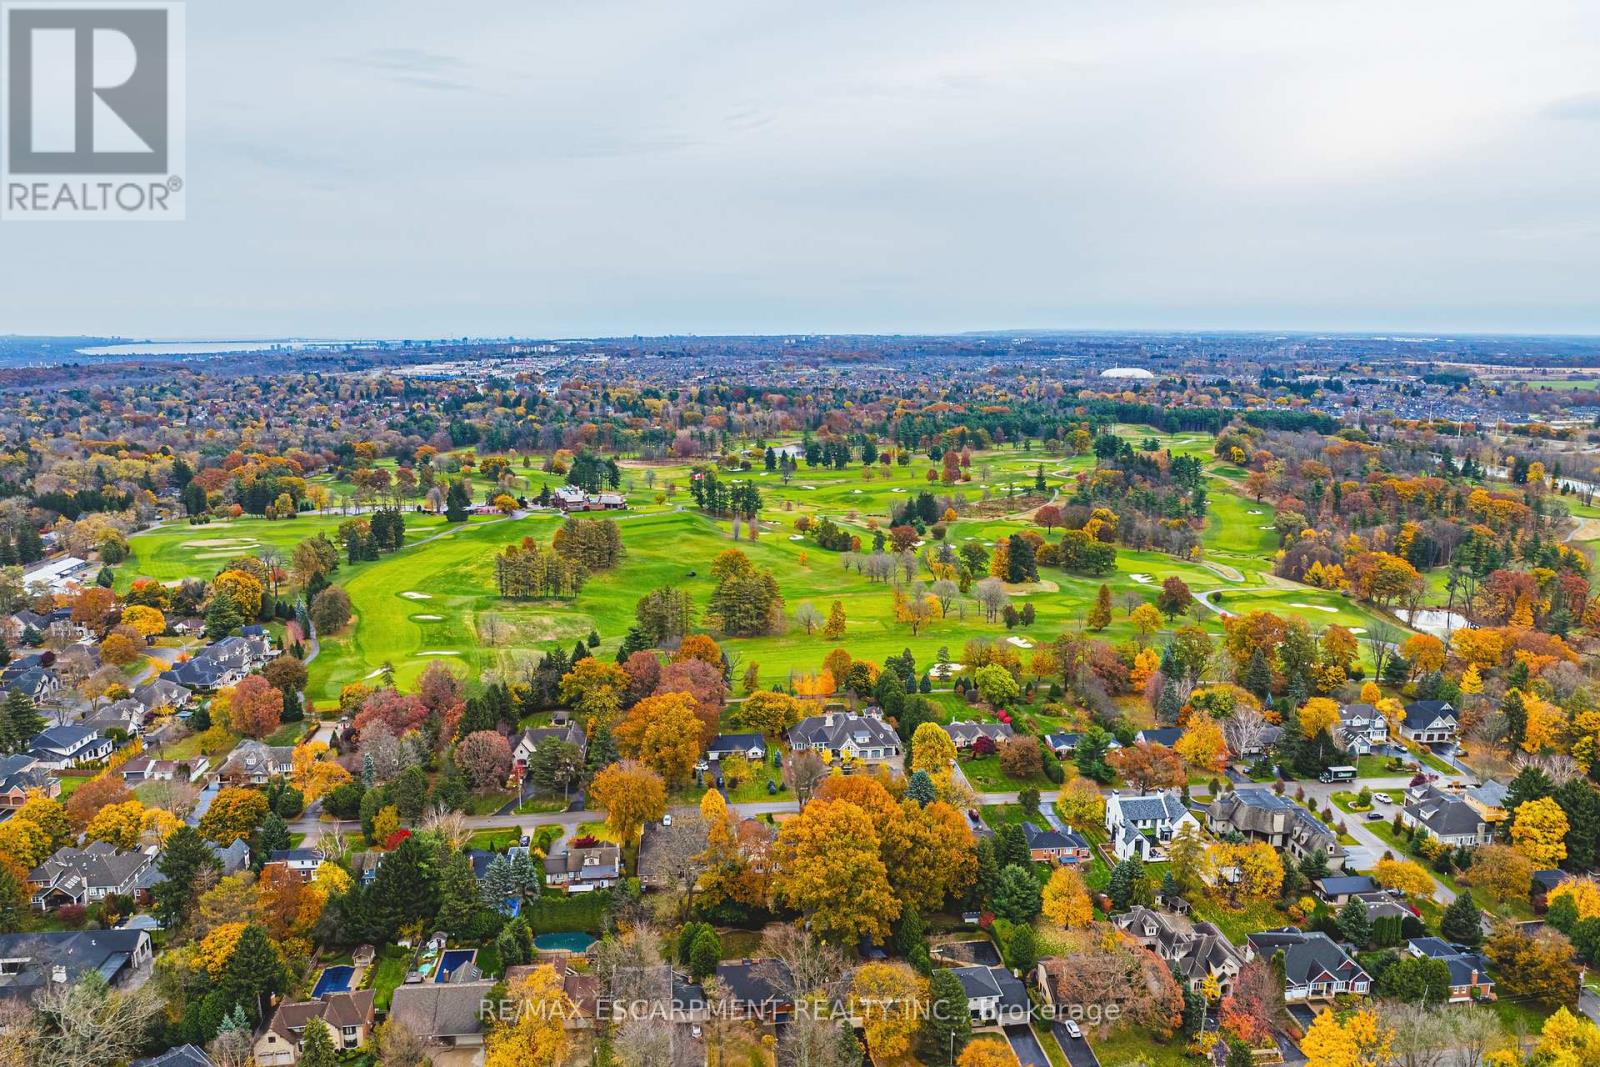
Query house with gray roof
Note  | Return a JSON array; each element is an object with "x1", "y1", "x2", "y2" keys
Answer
[
  {"x1": 511, "y1": 720, "x2": 587, "y2": 772},
  {"x1": 1406, "y1": 938, "x2": 1494, "y2": 1002},
  {"x1": 1022, "y1": 821, "x2": 1090, "y2": 865},
  {"x1": 1135, "y1": 727, "x2": 1184, "y2": 748},
  {"x1": 1113, "y1": 906, "x2": 1245, "y2": 996},
  {"x1": 943, "y1": 720, "x2": 1014, "y2": 750},
  {"x1": 0, "y1": 928, "x2": 153, "y2": 1000},
  {"x1": 1399, "y1": 701, "x2": 1458, "y2": 745},
  {"x1": 132, "y1": 1046, "x2": 214, "y2": 1067},
  {"x1": 29, "y1": 841, "x2": 156, "y2": 910},
  {"x1": 133, "y1": 678, "x2": 193, "y2": 713},
  {"x1": 1312, "y1": 875, "x2": 1378, "y2": 905},
  {"x1": 945, "y1": 964, "x2": 1031, "y2": 1026},
  {"x1": 1245, "y1": 929, "x2": 1370, "y2": 1002},
  {"x1": 1402, "y1": 785, "x2": 1491, "y2": 847},
  {"x1": 787, "y1": 708, "x2": 901, "y2": 762},
  {"x1": 27, "y1": 724, "x2": 113, "y2": 769},
  {"x1": 1207, "y1": 788, "x2": 1347, "y2": 872},
  {"x1": 253, "y1": 989, "x2": 376, "y2": 1065},
  {"x1": 1105, "y1": 790, "x2": 1199, "y2": 862},
  {"x1": 387, "y1": 980, "x2": 497, "y2": 1054},
  {"x1": 544, "y1": 844, "x2": 622, "y2": 892},
  {"x1": 0, "y1": 753, "x2": 56, "y2": 809},
  {"x1": 218, "y1": 739, "x2": 295, "y2": 785},
  {"x1": 1336, "y1": 703, "x2": 1389, "y2": 755}
]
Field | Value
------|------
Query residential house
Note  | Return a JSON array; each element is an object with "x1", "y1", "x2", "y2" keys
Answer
[
  {"x1": 705, "y1": 732, "x2": 768, "y2": 764},
  {"x1": 132, "y1": 1046, "x2": 214, "y2": 1067},
  {"x1": 1406, "y1": 938, "x2": 1494, "y2": 1002},
  {"x1": 27, "y1": 725, "x2": 114, "y2": 769},
  {"x1": 1021, "y1": 821, "x2": 1091, "y2": 865},
  {"x1": 266, "y1": 849, "x2": 325, "y2": 882},
  {"x1": 1043, "y1": 732, "x2": 1121, "y2": 758},
  {"x1": 1336, "y1": 704, "x2": 1390, "y2": 755},
  {"x1": 787, "y1": 708, "x2": 902, "y2": 762},
  {"x1": 1113, "y1": 906, "x2": 1245, "y2": 996},
  {"x1": 1533, "y1": 870, "x2": 1568, "y2": 911},
  {"x1": 0, "y1": 929, "x2": 153, "y2": 1000},
  {"x1": 1401, "y1": 786, "x2": 1492, "y2": 848},
  {"x1": 504, "y1": 960, "x2": 598, "y2": 1030},
  {"x1": 253, "y1": 991, "x2": 377, "y2": 1065},
  {"x1": 1232, "y1": 724, "x2": 1284, "y2": 759},
  {"x1": 29, "y1": 842, "x2": 156, "y2": 910},
  {"x1": 133, "y1": 678, "x2": 193, "y2": 714},
  {"x1": 389, "y1": 980, "x2": 497, "y2": 1056},
  {"x1": 1245, "y1": 929, "x2": 1371, "y2": 1002},
  {"x1": 716, "y1": 958, "x2": 793, "y2": 1023},
  {"x1": 1312, "y1": 875, "x2": 1379, "y2": 906},
  {"x1": 1134, "y1": 727, "x2": 1184, "y2": 748},
  {"x1": 1464, "y1": 780, "x2": 1509, "y2": 824},
  {"x1": 218, "y1": 739, "x2": 295, "y2": 785},
  {"x1": 511, "y1": 721, "x2": 587, "y2": 772},
  {"x1": 1399, "y1": 701, "x2": 1459, "y2": 745},
  {"x1": 544, "y1": 844, "x2": 622, "y2": 892},
  {"x1": 121, "y1": 757, "x2": 207, "y2": 785},
  {"x1": 162, "y1": 634, "x2": 272, "y2": 692},
  {"x1": 86, "y1": 700, "x2": 146, "y2": 739},
  {"x1": 945, "y1": 964, "x2": 1031, "y2": 1026},
  {"x1": 943, "y1": 721, "x2": 1015, "y2": 750},
  {"x1": 6, "y1": 666, "x2": 59, "y2": 703},
  {"x1": 0, "y1": 753, "x2": 56, "y2": 809},
  {"x1": 1207, "y1": 788, "x2": 1347, "y2": 872},
  {"x1": 550, "y1": 486, "x2": 627, "y2": 512},
  {"x1": 1104, "y1": 790, "x2": 1200, "y2": 862}
]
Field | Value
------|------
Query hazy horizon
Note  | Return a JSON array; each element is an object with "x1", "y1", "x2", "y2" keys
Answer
[{"x1": 6, "y1": 0, "x2": 1600, "y2": 338}]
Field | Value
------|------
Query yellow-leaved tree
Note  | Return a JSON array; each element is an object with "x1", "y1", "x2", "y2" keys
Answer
[
  {"x1": 848, "y1": 962, "x2": 926, "y2": 1061},
  {"x1": 1373, "y1": 858, "x2": 1434, "y2": 900},
  {"x1": 1299, "y1": 697, "x2": 1341, "y2": 740},
  {"x1": 483, "y1": 964, "x2": 572, "y2": 1067},
  {"x1": 1511, "y1": 796, "x2": 1569, "y2": 869},
  {"x1": 1174, "y1": 717, "x2": 1228, "y2": 772},
  {"x1": 1042, "y1": 865, "x2": 1094, "y2": 928},
  {"x1": 587, "y1": 760, "x2": 667, "y2": 844},
  {"x1": 772, "y1": 798, "x2": 900, "y2": 943},
  {"x1": 1301, "y1": 1007, "x2": 1392, "y2": 1067},
  {"x1": 909, "y1": 721, "x2": 957, "y2": 774}
]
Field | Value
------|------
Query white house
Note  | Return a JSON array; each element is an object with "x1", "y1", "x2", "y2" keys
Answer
[
  {"x1": 1336, "y1": 703, "x2": 1389, "y2": 755},
  {"x1": 27, "y1": 725, "x2": 114, "y2": 770},
  {"x1": 1105, "y1": 790, "x2": 1200, "y2": 862},
  {"x1": 1399, "y1": 701, "x2": 1458, "y2": 745}
]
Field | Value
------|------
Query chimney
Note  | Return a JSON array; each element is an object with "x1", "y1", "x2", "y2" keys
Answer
[{"x1": 823, "y1": 713, "x2": 835, "y2": 728}]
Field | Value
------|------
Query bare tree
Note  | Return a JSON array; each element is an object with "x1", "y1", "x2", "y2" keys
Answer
[
  {"x1": 757, "y1": 924, "x2": 849, "y2": 1007},
  {"x1": 974, "y1": 578, "x2": 1010, "y2": 623},
  {"x1": 647, "y1": 813, "x2": 709, "y2": 920},
  {"x1": 373, "y1": 1018, "x2": 429, "y2": 1067},
  {"x1": 789, "y1": 751, "x2": 829, "y2": 807},
  {"x1": 34, "y1": 975, "x2": 164, "y2": 1067},
  {"x1": 613, "y1": 1017, "x2": 673, "y2": 1066},
  {"x1": 420, "y1": 807, "x2": 472, "y2": 851},
  {"x1": 478, "y1": 612, "x2": 513, "y2": 647},
  {"x1": 1380, "y1": 1002, "x2": 1455, "y2": 1067},
  {"x1": 930, "y1": 579, "x2": 960, "y2": 617},
  {"x1": 793, "y1": 602, "x2": 823, "y2": 635},
  {"x1": 1222, "y1": 703, "x2": 1271, "y2": 761},
  {"x1": 1365, "y1": 620, "x2": 1398, "y2": 681},
  {"x1": 1451, "y1": 1004, "x2": 1511, "y2": 1067}
]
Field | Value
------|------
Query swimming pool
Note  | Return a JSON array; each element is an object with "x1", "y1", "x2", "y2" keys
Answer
[
  {"x1": 533, "y1": 932, "x2": 597, "y2": 954},
  {"x1": 435, "y1": 949, "x2": 477, "y2": 983},
  {"x1": 311, "y1": 965, "x2": 353, "y2": 999}
]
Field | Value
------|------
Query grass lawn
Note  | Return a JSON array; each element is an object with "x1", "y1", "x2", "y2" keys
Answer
[
  {"x1": 465, "y1": 829, "x2": 521, "y2": 852},
  {"x1": 474, "y1": 942, "x2": 503, "y2": 980},
  {"x1": 54, "y1": 775, "x2": 89, "y2": 800},
  {"x1": 463, "y1": 791, "x2": 515, "y2": 816},
  {"x1": 265, "y1": 721, "x2": 309, "y2": 747},
  {"x1": 515, "y1": 796, "x2": 569, "y2": 814},
  {"x1": 1185, "y1": 896, "x2": 1288, "y2": 945},
  {"x1": 1090, "y1": 1025, "x2": 1196, "y2": 1067},
  {"x1": 960, "y1": 755, "x2": 1050, "y2": 792},
  {"x1": 369, "y1": 946, "x2": 410, "y2": 1011},
  {"x1": 725, "y1": 758, "x2": 787, "y2": 804}
]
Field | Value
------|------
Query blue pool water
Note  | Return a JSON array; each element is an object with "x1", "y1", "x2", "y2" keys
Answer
[
  {"x1": 311, "y1": 965, "x2": 353, "y2": 998},
  {"x1": 533, "y1": 932, "x2": 597, "y2": 954},
  {"x1": 435, "y1": 949, "x2": 476, "y2": 983}
]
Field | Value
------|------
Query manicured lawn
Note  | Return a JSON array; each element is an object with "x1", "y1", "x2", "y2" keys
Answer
[
  {"x1": 515, "y1": 796, "x2": 569, "y2": 814},
  {"x1": 1185, "y1": 896, "x2": 1288, "y2": 945},
  {"x1": 1089, "y1": 1025, "x2": 1196, "y2": 1067},
  {"x1": 522, "y1": 892, "x2": 610, "y2": 933},
  {"x1": 960, "y1": 755, "x2": 1050, "y2": 792},
  {"x1": 725, "y1": 758, "x2": 787, "y2": 804},
  {"x1": 369, "y1": 946, "x2": 410, "y2": 1011},
  {"x1": 465, "y1": 829, "x2": 521, "y2": 852},
  {"x1": 463, "y1": 790, "x2": 515, "y2": 816}
]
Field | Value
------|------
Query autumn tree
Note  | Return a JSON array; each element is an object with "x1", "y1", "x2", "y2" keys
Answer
[
  {"x1": 849, "y1": 962, "x2": 926, "y2": 1061},
  {"x1": 1042, "y1": 865, "x2": 1093, "y2": 928},
  {"x1": 732, "y1": 690, "x2": 805, "y2": 735},
  {"x1": 1511, "y1": 796, "x2": 1569, "y2": 869},
  {"x1": 588, "y1": 760, "x2": 666, "y2": 843},
  {"x1": 1175, "y1": 717, "x2": 1228, "y2": 771},
  {"x1": 1108, "y1": 742, "x2": 1185, "y2": 792},
  {"x1": 198, "y1": 788, "x2": 270, "y2": 846},
  {"x1": 1088, "y1": 585, "x2": 1112, "y2": 631},
  {"x1": 909, "y1": 721, "x2": 957, "y2": 774},
  {"x1": 557, "y1": 658, "x2": 630, "y2": 723},
  {"x1": 1301, "y1": 1007, "x2": 1392, "y2": 1067},
  {"x1": 225, "y1": 675, "x2": 284, "y2": 740},
  {"x1": 822, "y1": 601, "x2": 847, "y2": 639},
  {"x1": 483, "y1": 964, "x2": 572, "y2": 1067},
  {"x1": 1373, "y1": 858, "x2": 1434, "y2": 900},
  {"x1": 456, "y1": 730, "x2": 513, "y2": 789},
  {"x1": 613, "y1": 692, "x2": 705, "y2": 786},
  {"x1": 772, "y1": 798, "x2": 900, "y2": 943}
]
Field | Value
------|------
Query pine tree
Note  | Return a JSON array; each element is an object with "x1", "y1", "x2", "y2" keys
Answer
[
  {"x1": 220, "y1": 924, "x2": 287, "y2": 1023},
  {"x1": 1008, "y1": 922, "x2": 1038, "y2": 973},
  {"x1": 445, "y1": 479, "x2": 472, "y2": 522},
  {"x1": 1503, "y1": 690, "x2": 1528, "y2": 751},
  {"x1": 905, "y1": 770, "x2": 936, "y2": 807},
  {"x1": 921, "y1": 967, "x2": 972, "y2": 1059},
  {"x1": 298, "y1": 1018, "x2": 338, "y2": 1067},
  {"x1": 688, "y1": 927, "x2": 722, "y2": 981},
  {"x1": 1440, "y1": 890, "x2": 1483, "y2": 948},
  {"x1": 153, "y1": 825, "x2": 221, "y2": 929},
  {"x1": 435, "y1": 850, "x2": 480, "y2": 936},
  {"x1": 1336, "y1": 897, "x2": 1372, "y2": 947},
  {"x1": 368, "y1": 835, "x2": 438, "y2": 940},
  {"x1": 254, "y1": 812, "x2": 290, "y2": 861}
]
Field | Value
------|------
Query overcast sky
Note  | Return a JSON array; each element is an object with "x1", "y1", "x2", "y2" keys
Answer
[{"x1": 6, "y1": 0, "x2": 1600, "y2": 339}]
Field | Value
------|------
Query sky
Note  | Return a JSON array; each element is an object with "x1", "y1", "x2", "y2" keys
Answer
[{"x1": 5, "y1": 0, "x2": 1600, "y2": 339}]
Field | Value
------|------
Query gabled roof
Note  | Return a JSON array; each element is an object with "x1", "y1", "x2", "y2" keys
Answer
[
  {"x1": 0, "y1": 753, "x2": 50, "y2": 794},
  {"x1": 1402, "y1": 701, "x2": 1457, "y2": 730},
  {"x1": 132, "y1": 1045, "x2": 213, "y2": 1067},
  {"x1": 1246, "y1": 929, "x2": 1369, "y2": 989},
  {"x1": 266, "y1": 990, "x2": 376, "y2": 1043},
  {"x1": 716, "y1": 959, "x2": 791, "y2": 1007},
  {"x1": 1110, "y1": 791, "x2": 1189, "y2": 824},
  {"x1": 1022, "y1": 821, "x2": 1087, "y2": 852},
  {"x1": 0, "y1": 929, "x2": 149, "y2": 998},
  {"x1": 708, "y1": 732, "x2": 766, "y2": 754},
  {"x1": 389, "y1": 981, "x2": 496, "y2": 1040},
  {"x1": 1136, "y1": 727, "x2": 1184, "y2": 747},
  {"x1": 1316, "y1": 875, "x2": 1378, "y2": 897}
]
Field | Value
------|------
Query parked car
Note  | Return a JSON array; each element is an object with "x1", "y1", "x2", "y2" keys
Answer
[
  {"x1": 1365, "y1": 811, "x2": 1385, "y2": 821},
  {"x1": 1065, "y1": 1021, "x2": 1083, "y2": 1039}
]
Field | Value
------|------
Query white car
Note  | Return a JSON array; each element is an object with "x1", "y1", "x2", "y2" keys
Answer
[
  {"x1": 662, "y1": 813, "x2": 673, "y2": 826},
  {"x1": 1065, "y1": 1020, "x2": 1082, "y2": 1039},
  {"x1": 1375, "y1": 793, "x2": 1394, "y2": 804}
]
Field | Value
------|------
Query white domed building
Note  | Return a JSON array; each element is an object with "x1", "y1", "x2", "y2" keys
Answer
[{"x1": 1099, "y1": 367, "x2": 1155, "y2": 380}]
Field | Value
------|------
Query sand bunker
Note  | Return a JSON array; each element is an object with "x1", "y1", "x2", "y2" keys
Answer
[
  {"x1": 400, "y1": 591, "x2": 432, "y2": 600},
  {"x1": 1130, "y1": 573, "x2": 1154, "y2": 585},
  {"x1": 1006, "y1": 636, "x2": 1035, "y2": 649},
  {"x1": 181, "y1": 538, "x2": 259, "y2": 550},
  {"x1": 1290, "y1": 603, "x2": 1338, "y2": 613},
  {"x1": 1248, "y1": 511, "x2": 1262, "y2": 516},
  {"x1": 416, "y1": 650, "x2": 461, "y2": 657},
  {"x1": 928, "y1": 662, "x2": 965, "y2": 677},
  {"x1": 1350, "y1": 628, "x2": 1367, "y2": 635},
  {"x1": 413, "y1": 614, "x2": 443, "y2": 621},
  {"x1": 789, "y1": 535, "x2": 805, "y2": 541}
]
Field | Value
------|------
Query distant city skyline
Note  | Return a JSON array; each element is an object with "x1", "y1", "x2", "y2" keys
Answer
[{"x1": 5, "y1": 0, "x2": 1600, "y2": 337}]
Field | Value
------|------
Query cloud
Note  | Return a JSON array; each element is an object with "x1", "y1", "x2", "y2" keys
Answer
[{"x1": 1544, "y1": 92, "x2": 1600, "y2": 120}]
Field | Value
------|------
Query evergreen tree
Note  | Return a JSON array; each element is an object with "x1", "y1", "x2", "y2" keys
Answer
[
  {"x1": 1506, "y1": 764, "x2": 1554, "y2": 818},
  {"x1": 968, "y1": 838, "x2": 998, "y2": 909},
  {"x1": 205, "y1": 593, "x2": 244, "y2": 639},
  {"x1": 153, "y1": 825, "x2": 221, "y2": 929},
  {"x1": 905, "y1": 770, "x2": 936, "y2": 807},
  {"x1": 688, "y1": 927, "x2": 722, "y2": 981},
  {"x1": 1503, "y1": 690, "x2": 1528, "y2": 751},
  {"x1": 1336, "y1": 897, "x2": 1372, "y2": 948},
  {"x1": 254, "y1": 812, "x2": 290, "y2": 862},
  {"x1": 445, "y1": 479, "x2": 472, "y2": 522},
  {"x1": 1555, "y1": 779, "x2": 1600, "y2": 871},
  {"x1": 921, "y1": 967, "x2": 972, "y2": 1059},
  {"x1": 1439, "y1": 891, "x2": 1483, "y2": 948},
  {"x1": 1008, "y1": 922, "x2": 1038, "y2": 973},
  {"x1": 220, "y1": 924, "x2": 287, "y2": 1023},
  {"x1": 995, "y1": 824, "x2": 1030, "y2": 870},
  {"x1": 992, "y1": 864, "x2": 1042, "y2": 923},
  {"x1": 368, "y1": 835, "x2": 438, "y2": 940},
  {"x1": 1242, "y1": 648, "x2": 1272, "y2": 699},
  {"x1": 298, "y1": 1018, "x2": 338, "y2": 1067},
  {"x1": 435, "y1": 850, "x2": 481, "y2": 937},
  {"x1": 586, "y1": 725, "x2": 619, "y2": 772},
  {"x1": 1108, "y1": 857, "x2": 1149, "y2": 911},
  {"x1": 1180, "y1": 982, "x2": 1205, "y2": 1039},
  {"x1": 3, "y1": 691, "x2": 41, "y2": 753}
]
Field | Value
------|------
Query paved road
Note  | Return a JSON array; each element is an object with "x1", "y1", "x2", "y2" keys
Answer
[
  {"x1": 288, "y1": 798, "x2": 804, "y2": 842},
  {"x1": 1295, "y1": 774, "x2": 1461, "y2": 903},
  {"x1": 1053, "y1": 1024, "x2": 1099, "y2": 1067},
  {"x1": 1004, "y1": 1024, "x2": 1051, "y2": 1067}
]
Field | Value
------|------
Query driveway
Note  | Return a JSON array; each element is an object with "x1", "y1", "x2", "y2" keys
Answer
[
  {"x1": 1003, "y1": 1024, "x2": 1051, "y2": 1067},
  {"x1": 1052, "y1": 1024, "x2": 1099, "y2": 1067}
]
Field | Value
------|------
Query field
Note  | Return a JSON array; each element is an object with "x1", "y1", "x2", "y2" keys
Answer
[{"x1": 118, "y1": 432, "x2": 1428, "y2": 704}]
